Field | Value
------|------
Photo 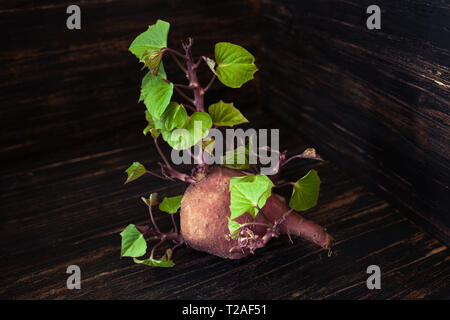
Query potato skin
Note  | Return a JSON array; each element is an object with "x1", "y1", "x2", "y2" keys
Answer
[{"x1": 180, "y1": 167, "x2": 249, "y2": 259}]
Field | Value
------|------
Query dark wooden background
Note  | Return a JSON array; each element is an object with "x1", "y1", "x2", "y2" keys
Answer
[
  {"x1": 1, "y1": 0, "x2": 449, "y2": 299},
  {"x1": 260, "y1": 0, "x2": 450, "y2": 244}
]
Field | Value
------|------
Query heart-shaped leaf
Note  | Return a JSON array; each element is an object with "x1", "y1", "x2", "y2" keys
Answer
[
  {"x1": 185, "y1": 112, "x2": 212, "y2": 145},
  {"x1": 161, "y1": 127, "x2": 191, "y2": 150},
  {"x1": 162, "y1": 112, "x2": 212, "y2": 150},
  {"x1": 215, "y1": 42, "x2": 258, "y2": 88},
  {"x1": 120, "y1": 224, "x2": 147, "y2": 258},
  {"x1": 289, "y1": 169, "x2": 321, "y2": 211},
  {"x1": 208, "y1": 101, "x2": 248, "y2": 127},
  {"x1": 160, "y1": 102, "x2": 187, "y2": 131},
  {"x1": 159, "y1": 195, "x2": 183, "y2": 214},
  {"x1": 141, "y1": 74, "x2": 173, "y2": 119},
  {"x1": 229, "y1": 174, "x2": 273, "y2": 219},
  {"x1": 129, "y1": 20, "x2": 170, "y2": 59},
  {"x1": 139, "y1": 64, "x2": 167, "y2": 103},
  {"x1": 125, "y1": 162, "x2": 146, "y2": 184}
]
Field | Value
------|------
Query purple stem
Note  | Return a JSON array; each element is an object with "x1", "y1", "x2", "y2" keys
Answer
[
  {"x1": 182, "y1": 38, "x2": 205, "y2": 112},
  {"x1": 204, "y1": 74, "x2": 216, "y2": 92},
  {"x1": 154, "y1": 137, "x2": 171, "y2": 169},
  {"x1": 174, "y1": 86, "x2": 195, "y2": 105},
  {"x1": 145, "y1": 169, "x2": 166, "y2": 180},
  {"x1": 170, "y1": 214, "x2": 178, "y2": 234},
  {"x1": 148, "y1": 205, "x2": 161, "y2": 235}
]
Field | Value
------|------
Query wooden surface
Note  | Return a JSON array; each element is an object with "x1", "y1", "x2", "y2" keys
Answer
[
  {"x1": 1, "y1": 0, "x2": 449, "y2": 299},
  {"x1": 259, "y1": 0, "x2": 450, "y2": 244},
  {"x1": 1, "y1": 112, "x2": 449, "y2": 299}
]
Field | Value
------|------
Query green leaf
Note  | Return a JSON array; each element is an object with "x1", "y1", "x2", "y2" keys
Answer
[
  {"x1": 208, "y1": 101, "x2": 248, "y2": 127},
  {"x1": 221, "y1": 145, "x2": 250, "y2": 170},
  {"x1": 120, "y1": 224, "x2": 147, "y2": 258},
  {"x1": 141, "y1": 74, "x2": 174, "y2": 119},
  {"x1": 141, "y1": 192, "x2": 158, "y2": 207},
  {"x1": 185, "y1": 112, "x2": 212, "y2": 145},
  {"x1": 221, "y1": 134, "x2": 256, "y2": 170},
  {"x1": 204, "y1": 57, "x2": 216, "y2": 74},
  {"x1": 143, "y1": 110, "x2": 163, "y2": 138},
  {"x1": 139, "y1": 64, "x2": 167, "y2": 102},
  {"x1": 133, "y1": 248, "x2": 174, "y2": 268},
  {"x1": 227, "y1": 219, "x2": 242, "y2": 239},
  {"x1": 125, "y1": 162, "x2": 146, "y2": 183},
  {"x1": 141, "y1": 50, "x2": 163, "y2": 76},
  {"x1": 289, "y1": 169, "x2": 321, "y2": 211},
  {"x1": 161, "y1": 127, "x2": 191, "y2": 150},
  {"x1": 229, "y1": 175, "x2": 274, "y2": 219},
  {"x1": 162, "y1": 112, "x2": 212, "y2": 150},
  {"x1": 202, "y1": 137, "x2": 215, "y2": 155},
  {"x1": 129, "y1": 20, "x2": 170, "y2": 59},
  {"x1": 160, "y1": 102, "x2": 187, "y2": 131},
  {"x1": 143, "y1": 124, "x2": 158, "y2": 137},
  {"x1": 215, "y1": 42, "x2": 258, "y2": 88},
  {"x1": 133, "y1": 257, "x2": 175, "y2": 268},
  {"x1": 159, "y1": 195, "x2": 183, "y2": 214}
]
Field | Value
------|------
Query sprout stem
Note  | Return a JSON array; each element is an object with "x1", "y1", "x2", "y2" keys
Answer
[
  {"x1": 184, "y1": 104, "x2": 196, "y2": 112},
  {"x1": 170, "y1": 214, "x2": 178, "y2": 234},
  {"x1": 174, "y1": 83, "x2": 193, "y2": 90},
  {"x1": 148, "y1": 205, "x2": 161, "y2": 235},
  {"x1": 274, "y1": 182, "x2": 296, "y2": 188},
  {"x1": 174, "y1": 86, "x2": 195, "y2": 105},
  {"x1": 182, "y1": 38, "x2": 205, "y2": 112},
  {"x1": 204, "y1": 74, "x2": 216, "y2": 92},
  {"x1": 240, "y1": 222, "x2": 272, "y2": 229},
  {"x1": 145, "y1": 169, "x2": 166, "y2": 180},
  {"x1": 154, "y1": 137, "x2": 172, "y2": 169},
  {"x1": 164, "y1": 47, "x2": 187, "y2": 60},
  {"x1": 150, "y1": 239, "x2": 165, "y2": 260}
]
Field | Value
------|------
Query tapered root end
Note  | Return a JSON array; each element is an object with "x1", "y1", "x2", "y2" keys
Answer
[
  {"x1": 260, "y1": 196, "x2": 334, "y2": 251},
  {"x1": 291, "y1": 220, "x2": 333, "y2": 250}
]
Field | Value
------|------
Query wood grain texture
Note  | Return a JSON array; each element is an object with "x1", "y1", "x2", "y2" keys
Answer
[
  {"x1": 259, "y1": 0, "x2": 450, "y2": 244},
  {"x1": 0, "y1": 111, "x2": 448, "y2": 299},
  {"x1": 1, "y1": 0, "x2": 449, "y2": 300}
]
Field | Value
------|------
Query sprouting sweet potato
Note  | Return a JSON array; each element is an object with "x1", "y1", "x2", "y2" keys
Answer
[{"x1": 120, "y1": 19, "x2": 333, "y2": 268}]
